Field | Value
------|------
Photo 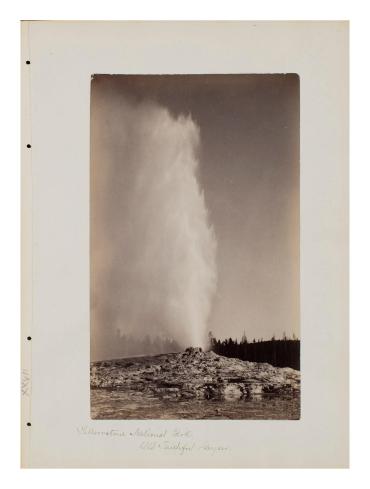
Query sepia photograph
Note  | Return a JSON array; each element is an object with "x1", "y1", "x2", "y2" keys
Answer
[{"x1": 90, "y1": 74, "x2": 300, "y2": 420}]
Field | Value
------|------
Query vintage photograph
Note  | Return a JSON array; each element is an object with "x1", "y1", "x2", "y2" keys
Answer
[{"x1": 90, "y1": 74, "x2": 300, "y2": 420}]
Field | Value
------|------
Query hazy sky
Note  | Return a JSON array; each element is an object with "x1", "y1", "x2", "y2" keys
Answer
[{"x1": 91, "y1": 74, "x2": 299, "y2": 358}]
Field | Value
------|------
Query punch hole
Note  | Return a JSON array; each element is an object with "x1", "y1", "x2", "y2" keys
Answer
[
  {"x1": 26, "y1": 144, "x2": 31, "y2": 148},
  {"x1": 27, "y1": 422, "x2": 31, "y2": 427},
  {"x1": 27, "y1": 336, "x2": 32, "y2": 341},
  {"x1": 26, "y1": 60, "x2": 30, "y2": 65}
]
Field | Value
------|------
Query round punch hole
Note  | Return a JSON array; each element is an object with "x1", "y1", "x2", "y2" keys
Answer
[
  {"x1": 27, "y1": 144, "x2": 31, "y2": 148},
  {"x1": 27, "y1": 422, "x2": 31, "y2": 427},
  {"x1": 26, "y1": 60, "x2": 31, "y2": 65},
  {"x1": 27, "y1": 336, "x2": 32, "y2": 341}
]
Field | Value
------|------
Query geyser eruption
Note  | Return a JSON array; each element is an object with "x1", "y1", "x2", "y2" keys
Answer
[{"x1": 91, "y1": 90, "x2": 217, "y2": 359}]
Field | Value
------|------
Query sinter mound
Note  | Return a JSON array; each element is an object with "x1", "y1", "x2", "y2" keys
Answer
[{"x1": 91, "y1": 347, "x2": 300, "y2": 401}]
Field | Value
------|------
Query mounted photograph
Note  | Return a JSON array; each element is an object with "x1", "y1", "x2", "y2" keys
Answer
[{"x1": 90, "y1": 74, "x2": 300, "y2": 420}]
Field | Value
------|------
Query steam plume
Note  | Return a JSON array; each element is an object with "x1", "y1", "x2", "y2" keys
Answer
[{"x1": 91, "y1": 91, "x2": 217, "y2": 359}]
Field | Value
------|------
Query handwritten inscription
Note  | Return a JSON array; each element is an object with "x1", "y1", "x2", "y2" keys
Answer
[
  {"x1": 77, "y1": 425, "x2": 228, "y2": 456},
  {"x1": 21, "y1": 369, "x2": 31, "y2": 396}
]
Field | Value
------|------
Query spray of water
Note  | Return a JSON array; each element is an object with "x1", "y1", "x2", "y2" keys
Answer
[{"x1": 91, "y1": 94, "x2": 217, "y2": 358}]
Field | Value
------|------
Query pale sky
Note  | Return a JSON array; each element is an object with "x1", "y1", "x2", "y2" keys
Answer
[{"x1": 91, "y1": 74, "x2": 299, "y2": 359}]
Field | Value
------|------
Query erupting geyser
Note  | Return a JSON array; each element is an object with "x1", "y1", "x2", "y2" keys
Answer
[{"x1": 91, "y1": 93, "x2": 217, "y2": 357}]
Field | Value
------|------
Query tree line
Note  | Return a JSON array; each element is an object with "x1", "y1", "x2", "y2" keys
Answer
[
  {"x1": 95, "y1": 328, "x2": 300, "y2": 370},
  {"x1": 209, "y1": 332, "x2": 300, "y2": 370}
]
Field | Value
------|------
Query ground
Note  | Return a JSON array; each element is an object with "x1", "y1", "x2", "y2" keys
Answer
[{"x1": 90, "y1": 347, "x2": 300, "y2": 419}]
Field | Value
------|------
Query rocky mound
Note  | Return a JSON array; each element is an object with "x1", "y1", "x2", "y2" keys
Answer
[{"x1": 91, "y1": 347, "x2": 300, "y2": 401}]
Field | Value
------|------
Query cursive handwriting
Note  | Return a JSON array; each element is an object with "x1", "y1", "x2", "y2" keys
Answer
[{"x1": 76, "y1": 425, "x2": 228, "y2": 456}]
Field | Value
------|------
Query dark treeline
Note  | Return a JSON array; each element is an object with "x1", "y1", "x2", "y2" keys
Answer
[{"x1": 209, "y1": 332, "x2": 300, "y2": 370}]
